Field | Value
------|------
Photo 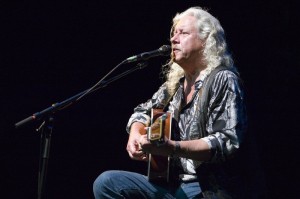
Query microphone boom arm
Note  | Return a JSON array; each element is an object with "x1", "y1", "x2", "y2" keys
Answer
[{"x1": 15, "y1": 61, "x2": 149, "y2": 128}]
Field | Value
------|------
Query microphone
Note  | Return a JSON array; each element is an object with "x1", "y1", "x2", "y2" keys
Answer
[{"x1": 125, "y1": 45, "x2": 171, "y2": 63}]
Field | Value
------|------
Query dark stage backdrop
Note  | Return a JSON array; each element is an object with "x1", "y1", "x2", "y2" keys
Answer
[{"x1": 1, "y1": 1, "x2": 294, "y2": 199}]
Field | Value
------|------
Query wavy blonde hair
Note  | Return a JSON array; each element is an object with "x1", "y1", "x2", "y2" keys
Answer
[{"x1": 163, "y1": 7, "x2": 234, "y2": 96}]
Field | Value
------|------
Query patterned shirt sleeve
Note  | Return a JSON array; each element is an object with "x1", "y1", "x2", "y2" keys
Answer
[
  {"x1": 201, "y1": 70, "x2": 247, "y2": 163},
  {"x1": 126, "y1": 83, "x2": 169, "y2": 133}
]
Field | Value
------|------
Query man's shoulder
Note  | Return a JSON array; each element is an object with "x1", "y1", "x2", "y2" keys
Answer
[{"x1": 212, "y1": 67, "x2": 240, "y2": 84}]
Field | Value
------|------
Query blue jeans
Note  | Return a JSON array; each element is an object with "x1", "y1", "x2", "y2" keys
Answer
[{"x1": 93, "y1": 170, "x2": 202, "y2": 199}]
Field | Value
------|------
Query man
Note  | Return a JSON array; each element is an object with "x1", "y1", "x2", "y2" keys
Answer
[{"x1": 93, "y1": 7, "x2": 264, "y2": 199}]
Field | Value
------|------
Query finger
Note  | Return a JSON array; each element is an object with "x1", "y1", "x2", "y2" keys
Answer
[
  {"x1": 127, "y1": 143, "x2": 140, "y2": 158},
  {"x1": 129, "y1": 148, "x2": 145, "y2": 160},
  {"x1": 127, "y1": 150, "x2": 141, "y2": 160},
  {"x1": 131, "y1": 153, "x2": 148, "y2": 161},
  {"x1": 141, "y1": 153, "x2": 149, "y2": 161},
  {"x1": 134, "y1": 150, "x2": 145, "y2": 157}
]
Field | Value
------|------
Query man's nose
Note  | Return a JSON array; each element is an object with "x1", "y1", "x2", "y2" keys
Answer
[{"x1": 171, "y1": 33, "x2": 178, "y2": 43}]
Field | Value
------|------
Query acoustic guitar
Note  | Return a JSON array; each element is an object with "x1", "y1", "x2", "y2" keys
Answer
[{"x1": 141, "y1": 108, "x2": 173, "y2": 183}]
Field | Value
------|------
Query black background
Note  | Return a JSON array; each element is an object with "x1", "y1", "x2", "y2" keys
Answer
[{"x1": 1, "y1": 1, "x2": 296, "y2": 199}]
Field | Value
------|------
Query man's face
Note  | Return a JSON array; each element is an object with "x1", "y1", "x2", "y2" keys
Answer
[{"x1": 171, "y1": 15, "x2": 204, "y2": 66}]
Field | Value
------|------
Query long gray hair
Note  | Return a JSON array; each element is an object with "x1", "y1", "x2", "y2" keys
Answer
[{"x1": 163, "y1": 7, "x2": 234, "y2": 96}]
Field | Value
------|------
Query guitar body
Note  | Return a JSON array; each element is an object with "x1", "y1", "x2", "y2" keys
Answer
[{"x1": 145, "y1": 109, "x2": 173, "y2": 183}]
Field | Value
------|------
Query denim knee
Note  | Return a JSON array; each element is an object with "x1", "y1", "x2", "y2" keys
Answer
[{"x1": 93, "y1": 170, "x2": 117, "y2": 198}]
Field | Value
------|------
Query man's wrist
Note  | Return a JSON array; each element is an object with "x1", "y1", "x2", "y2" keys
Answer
[{"x1": 169, "y1": 140, "x2": 181, "y2": 157}]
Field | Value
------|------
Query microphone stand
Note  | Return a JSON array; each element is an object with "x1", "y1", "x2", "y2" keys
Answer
[
  {"x1": 36, "y1": 117, "x2": 53, "y2": 199},
  {"x1": 15, "y1": 60, "x2": 148, "y2": 199}
]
